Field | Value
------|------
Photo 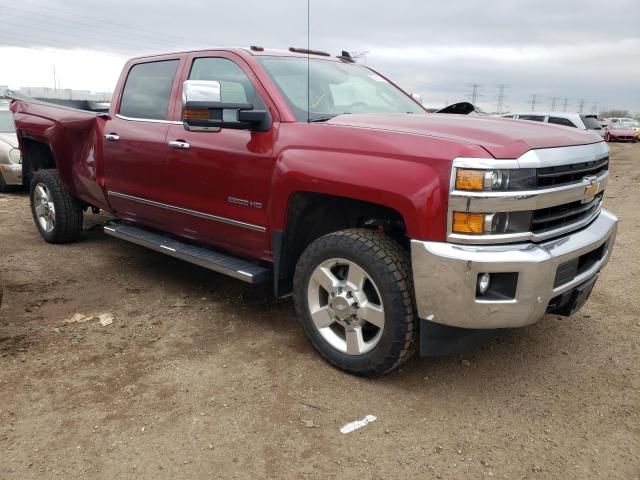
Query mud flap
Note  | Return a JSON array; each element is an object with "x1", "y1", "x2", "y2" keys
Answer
[{"x1": 419, "y1": 318, "x2": 503, "y2": 357}]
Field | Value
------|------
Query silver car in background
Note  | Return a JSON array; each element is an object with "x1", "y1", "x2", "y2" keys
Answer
[{"x1": 0, "y1": 103, "x2": 22, "y2": 191}]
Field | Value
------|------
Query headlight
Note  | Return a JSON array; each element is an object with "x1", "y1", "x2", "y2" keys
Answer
[
  {"x1": 8, "y1": 148, "x2": 22, "y2": 164},
  {"x1": 455, "y1": 168, "x2": 536, "y2": 191},
  {"x1": 452, "y1": 211, "x2": 532, "y2": 235}
]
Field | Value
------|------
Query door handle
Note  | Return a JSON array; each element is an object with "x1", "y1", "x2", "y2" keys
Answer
[
  {"x1": 168, "y1": 140, "x2": 190, "y2": 150},
  {"x1": 104, "y1": 133, "x2": 120, "y2": 142}
]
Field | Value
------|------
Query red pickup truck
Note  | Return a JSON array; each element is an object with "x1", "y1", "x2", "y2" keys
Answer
[{"x1": 9, "y1": 47, "x2": 617, "y2": 376}]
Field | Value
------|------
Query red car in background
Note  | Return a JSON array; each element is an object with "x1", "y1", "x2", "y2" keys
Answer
[{"x1": 605, "y1": 123, "x2": 638, "y2": 142}]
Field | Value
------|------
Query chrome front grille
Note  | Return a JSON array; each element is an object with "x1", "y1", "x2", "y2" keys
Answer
[
  {"x1": 536, "y1": 157, "x2": 608, "y2": 188},
  {"x1": 531, "y1": 192, "x2": 603, "y2": 234}
]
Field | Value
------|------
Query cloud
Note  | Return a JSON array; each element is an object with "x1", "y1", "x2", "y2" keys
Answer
[{"x1": 1, "y1": 0, "x2": 638, "y2": 112}]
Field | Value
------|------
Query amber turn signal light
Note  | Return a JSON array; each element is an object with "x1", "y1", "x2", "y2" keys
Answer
[
  {"x1": 182, "y1": 108, "x2": 210, "y2": 120},
  {"x1": 452, "y1": 212, "x2": 487, "y2": 234},
  {"x1": 455, "y1": 169, "x2": 485, "y2": 191}
]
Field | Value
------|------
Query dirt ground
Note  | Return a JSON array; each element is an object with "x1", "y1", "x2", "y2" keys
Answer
[{"x1": 0, "y1": 143, "x2": 639, "y2": 480}]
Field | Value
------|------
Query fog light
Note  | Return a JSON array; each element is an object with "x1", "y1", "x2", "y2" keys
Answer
[{"x1": 477, "y1": 272, "x2": 491, "y2": 295}]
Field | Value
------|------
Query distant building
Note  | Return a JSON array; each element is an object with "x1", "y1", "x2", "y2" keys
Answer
[{"x1": 2, "y1": 86, "x2": 112, "y2": 102}]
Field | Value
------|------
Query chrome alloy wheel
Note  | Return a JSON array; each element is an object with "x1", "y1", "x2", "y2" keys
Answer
[
  {"x1": 307, "y1": 258, "x2": 385, "y2": 355},
  {"x1": 33, "y1": 183, "x2": 56, "y2": 233}
]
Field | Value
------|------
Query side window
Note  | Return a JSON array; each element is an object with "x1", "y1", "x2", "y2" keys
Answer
[
  {"x1": 548, "y1": 116, "x2": 577, "y2": 128},
  {"x1": 119, "y1": 60, "x2": 179, "y2": 120},
  {"x1": 518, "y1": 115, "x2": 545, "y2": 122},
  {"x1": 189, "y1": 58, "x2": 265, "y2": 108}
]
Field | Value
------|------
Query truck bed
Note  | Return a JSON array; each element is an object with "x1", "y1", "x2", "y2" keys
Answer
[{"x1": 9, "y1": 93, "x2": 111, "y2": 211}]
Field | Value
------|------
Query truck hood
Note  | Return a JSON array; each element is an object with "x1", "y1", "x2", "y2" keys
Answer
[
  {"x1": 0, "y1": 133, "x2": 18, "y2": 149},
  {"x1": 326, "y1": 113, "x2": 603, "y2": 159}
]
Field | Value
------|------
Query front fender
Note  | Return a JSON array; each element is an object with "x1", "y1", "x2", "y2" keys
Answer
[{"x1": 269, "y1": 148, "x2": 448, "y2": 241}]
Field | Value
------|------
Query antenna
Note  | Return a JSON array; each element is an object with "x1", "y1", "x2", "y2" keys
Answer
[{"x1": 307, "y1": 0, "x2": 310, "y2": 123}]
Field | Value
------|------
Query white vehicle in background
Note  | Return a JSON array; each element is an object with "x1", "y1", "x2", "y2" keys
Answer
[
  {"x1": 606, "y1": 117, "x2": 636, "y2": 124},
  {"x1": 498, "y1": 112, "x2": 605, "y2": 138},
  {"x1": 0, "y1": 103, "x2": 22, "y2": 192}
]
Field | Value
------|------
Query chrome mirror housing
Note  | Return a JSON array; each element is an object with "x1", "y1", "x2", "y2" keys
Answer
[{"x1": 182, "y1": 80, "x2": 221, "y2": 105}]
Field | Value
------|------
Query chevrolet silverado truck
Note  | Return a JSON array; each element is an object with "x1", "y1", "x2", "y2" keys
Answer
[{"x1": 9, "y1": 47, "x2": 618, "y2": 376}]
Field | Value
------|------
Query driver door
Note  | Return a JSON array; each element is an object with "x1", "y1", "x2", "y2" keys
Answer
[{"x1": 162, "y1": 52, "x2": 278, "y2": 257}]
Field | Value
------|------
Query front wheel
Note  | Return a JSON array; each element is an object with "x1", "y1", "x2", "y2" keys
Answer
[
  {"x1": 294, "y1": 229, "x2": 417, "y2": 376},
  {"x1": 30, "y1": 169, "x2": 83, "y2": 243}
]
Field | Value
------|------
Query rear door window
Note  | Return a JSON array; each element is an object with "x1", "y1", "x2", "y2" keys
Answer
[
  {"x1": 119, "y1": 60, "x2": 179, "y2": 120},
  {"x1": 518, "y1": 115, "x2": 545, "y2": 122},
  {"x1": 581, "y1": 115, "x2": 603, "y2": 130},
  {"x1": 548, "y1": 116, "x2": 577, "y2": 128}
]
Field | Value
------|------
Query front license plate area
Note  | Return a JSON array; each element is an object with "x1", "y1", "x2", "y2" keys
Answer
[{"x1": 547, "y1": 274, "x2": 598, "y2": 317}]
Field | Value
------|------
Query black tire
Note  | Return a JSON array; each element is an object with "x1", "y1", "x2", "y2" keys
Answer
[
  {"x1": 294, "y1": 228, "x2": 417, "y2": 376},
  {"x1": 30, "y1": 169, "x2": 83, "y2": 243},
  {"x1": 0, "y1": 172, "x2": 6, "y2": 193}
]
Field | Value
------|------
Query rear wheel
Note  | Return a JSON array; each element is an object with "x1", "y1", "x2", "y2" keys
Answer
[
  {"x1": 30, "y1": 169, "x2": 83, "y2": 243},
  {"x1": 294, "y1": 228, "x2": 417, "y2": 376}
]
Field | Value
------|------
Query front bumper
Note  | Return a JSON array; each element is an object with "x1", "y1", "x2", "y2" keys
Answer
[
  {"x1": 411, "y1": 209, "x2": 618, "y2": 329},
  {"x1": 0, "y1": 163, "x2": 22, "y2": 186}
]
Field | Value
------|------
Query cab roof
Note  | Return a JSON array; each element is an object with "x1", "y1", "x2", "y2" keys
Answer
[{"x1": 129, "y1": 47, "x2": 345, "y2": 63}]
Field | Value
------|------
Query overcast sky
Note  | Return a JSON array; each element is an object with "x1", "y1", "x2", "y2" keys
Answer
[{"x1": 1, "y1": 0, "x2": 639, "y2": 113}]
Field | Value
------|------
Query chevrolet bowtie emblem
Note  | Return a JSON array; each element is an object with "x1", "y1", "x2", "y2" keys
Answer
[{"x1": 583, "y1": 175, "x2": 600, "y2": 198}]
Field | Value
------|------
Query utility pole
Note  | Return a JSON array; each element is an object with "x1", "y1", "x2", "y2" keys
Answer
[
  {"x1": 467, "y1": 84, "x2": 482, "y2": 106},
  {"x1": 578, "y1": 99, "x2": 585, "y2": 113},
  {"x1": 550, "y1": 96, "x2": 559, "y2": 111},
  {"x1": 562, "y1": 98, "x2": 569, "y2": 112},
  {"x1": 530, "y1": 94, "x2": 539, "y2": 111},
  {"x1": 591, "y1": 103, "x2": 598, "y2": 115},
  {"x1": 52, "y1": 65, "x2": 57, "y2": 92},
  {"x1": 496, "y1": 84, "x2": 509, "y2": 114}
]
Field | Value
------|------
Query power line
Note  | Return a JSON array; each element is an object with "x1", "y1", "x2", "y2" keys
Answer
[
  {"x1": 0, "y1": 31, "x2": 130, "y2": 59},
  {"x1": 0, "y1": 9, "x2": 180, "y2": 52},
  {"x1": 0, "y1": 19, "x2": 164, "y2": 54},
  {"x1": 550, "y1": 96, "x2": 559, "y2": 111},
  {"x1": 496, "y1": 84, "x2": 509, "y2": 114},
  {"x1": 578, "y1": 99, "x2": 585, "y2": 113},
  {"x1": 591, "y1": 103, "x2": 599, "y2": 114},
  {"x1": 562, "y1": 98, "x2": 569, "y2": 112},
  {"x1": 5, "y1": 0, "x2": 207, "y2": 46}
]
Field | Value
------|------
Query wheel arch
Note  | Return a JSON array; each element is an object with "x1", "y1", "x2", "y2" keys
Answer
[
  {"x1": 273, "y1": 191, "x2": 410, "y2": 297},
  {"x1": 20, "y1": 137, "x2": 57, "y2": 187}
]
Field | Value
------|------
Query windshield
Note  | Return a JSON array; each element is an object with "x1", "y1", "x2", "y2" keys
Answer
[
  {"x1": 0, "y1": 111, "x2": 16, "y2": 133},
  {"x1": 581, "y1": 115, "x2": 602, "y2": 130},
  {"x1": 257, "y1": 57, "x2": 425, "y2": 121},
  {"x1": 610, "y1": 123, "x2": 633, "y2": 130}
]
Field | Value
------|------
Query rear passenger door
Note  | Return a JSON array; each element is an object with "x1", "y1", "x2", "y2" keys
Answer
[{"x1": 103, "y1": 57, "x2": 183, "y2": 229}]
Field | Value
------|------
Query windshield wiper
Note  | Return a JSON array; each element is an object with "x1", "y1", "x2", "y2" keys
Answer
[
  {"x1": 308, "y1": 114, "x2": 339, "y2": 123},
  {"x1": 308, "y1": 112, "x2": 354, "y2": 123}
]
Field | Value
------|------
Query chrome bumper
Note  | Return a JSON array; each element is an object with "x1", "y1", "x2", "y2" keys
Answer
[
  {"x1": 0, "y1": 163, "x2": 22, "y2": 186},
  {"x1": 411, "y1": 209, "x2": 618, "y2": 329}
]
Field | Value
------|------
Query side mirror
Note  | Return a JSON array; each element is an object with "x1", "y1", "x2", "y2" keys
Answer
[{"x1": 181, "y1": 79, "x2": 272, "y2": 132}]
